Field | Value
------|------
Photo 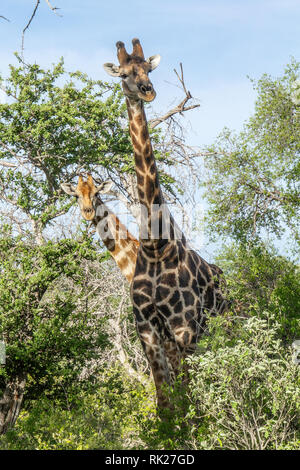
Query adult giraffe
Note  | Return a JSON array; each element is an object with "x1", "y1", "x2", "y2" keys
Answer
[
  {"x1": 104, "y1": 39, "x2": 230, "y2": 408},
  {"x1": 61, "y1": 174, "x2": 139, "y2": 283}
]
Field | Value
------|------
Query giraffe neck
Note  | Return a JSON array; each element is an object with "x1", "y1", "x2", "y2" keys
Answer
[
  {"x1": 127, "y1": 97, "x2": 163, "y2": 204},
  {"x1": 126, "y1": 97, "x2": 182, "y2": 251},
  {"x1": 93, "y1": 197, "x2": 139, "y2": 283}
]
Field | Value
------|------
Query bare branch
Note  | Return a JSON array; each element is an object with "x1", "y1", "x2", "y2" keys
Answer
[
  {"x1": 45, "y1": 0, "x2": 62, "y2": 16},
  {"x1": 108, "y1": 282, "x2": 149, "y2": 385},
  {"x1": 0, "y1": 15, "x2": 10, "y2": 22},
  {"x1": 21, "y1": 0, "x2": 40, "y2": 55},
  {"x1": 0, "y1": 141, "x2": 20, "y2": 159},
  {"x1": 149, "y1": 63, "x2": 200, "y2": 129},
  {"x1": 21, "y1": 0, "x2": 62, "y2": 57},
  {"x1": 0, "y1": 161, "x2": 16, "y2": 168}
]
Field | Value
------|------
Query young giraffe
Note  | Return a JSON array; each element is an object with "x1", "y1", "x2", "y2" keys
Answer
[
  {"x1": 104, "y1": 40, "x2": 230, "y2": 408},
  {"x1": 62, "y1": 173, "x2": 185, "y2": 382},
  {"x1": 61, "y1": 174, "x2": 139, "y2": 283}
]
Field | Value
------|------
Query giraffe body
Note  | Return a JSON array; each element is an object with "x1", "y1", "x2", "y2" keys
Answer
[
  {"x1": 104, "y1": 40, "x2": 230, "y2": 408},
  {"x1": 126, "y1": 92, "x2": 228, "y2": 407}
]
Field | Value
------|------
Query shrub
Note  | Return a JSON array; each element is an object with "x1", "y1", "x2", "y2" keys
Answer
[
  {"x1": 186, "y1": 314, "x2": 300, "y2": 450},
  {"x1": 0, "y1": 367, "x2": 156, "y2": 450}
]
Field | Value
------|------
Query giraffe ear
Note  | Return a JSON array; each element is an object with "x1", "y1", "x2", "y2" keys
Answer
[
  {"x1": 146, "y1": 55, "x2": 161, "y2": 71},
  {"x1": 61, "y1": 183, "x2": 77, "y2": 196},
  {"x1": 103, "y1": 63, "x2": 121, "y2": 77},
  {"x1": 95, "y1": 180, "x2": 113, "y2": 194}
]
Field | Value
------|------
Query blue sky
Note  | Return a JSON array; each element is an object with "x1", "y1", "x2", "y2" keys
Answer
[
  {"x1": 0, "y1": 0, "x2": 299, "y2": 258},
  {"x1": 1, "y1": 0, "x2": 299, "y2": 145}
]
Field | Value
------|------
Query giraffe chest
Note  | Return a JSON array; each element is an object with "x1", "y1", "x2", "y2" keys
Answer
[
  {"x1": 132, "y1": 249, "x2": 204, "y2": 321},
  {"x1": 131, "y1": 247, "x2": 226, "y2": 324}
]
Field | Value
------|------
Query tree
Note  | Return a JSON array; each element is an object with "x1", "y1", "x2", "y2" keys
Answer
[
  {"x1": 0, "y1": 56, "x2": 200, "y2": 243},
  {"x1": 0, "y1": 228, "x2": 107, "y2": 434},
  {"x1": 203, "y1": 59, "x2": 300, "y2": 249},
  {"x1": 0, "y1": 56, "x2": 200, "y2": 433},
  {"x1": 190, "y1": 60, "x2": 300, "y2": 450},
  {"x1": 216, "y1": 242, "x2": 300, "y2": 341}
]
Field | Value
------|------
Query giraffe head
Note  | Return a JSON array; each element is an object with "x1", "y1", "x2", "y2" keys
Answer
[
  {"x1": 61, "y1": 174, "x2": 113, "y2": 221},
  {"x1": 103, "y1": 38, "x2": 160, "y2": 102}
]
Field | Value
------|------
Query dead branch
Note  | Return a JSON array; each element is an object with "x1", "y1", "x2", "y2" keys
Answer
[
  {"x1": 0, "y1": 161, "x2": 16, "y2": 168},
  {"x1": 91, "y1": 173, "x2": 141, "y2": 222},
  {"x1": 21, "y1": 0, "x2": 40, "y2": 54},
  {"x1": 149, "y1": 63, "x2": 200, "y2": 129},
  {"x1": 0, "y1": 15, "x2": 10, "y2": 22},
  {"x1": 21, "y1": 0, "x2": 62, "y2": 57},
  {"x1": 0, "y1": 141, "x2": 21, "y2": 160},
  {"x1": 108, "y1": 281, "x2": 149, "y2": 385},
  {"x1": 45, "y1": 0, "x2": 61, "y2": 16}
]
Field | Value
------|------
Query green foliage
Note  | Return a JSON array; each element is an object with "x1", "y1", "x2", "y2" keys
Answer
[
  {"x1": 0, "y1": 366, "x2": 199, "y2": 451},
  {"x1": 216, "y1": 242, "x2": 300, "y2": 341},
  {"x1": 0, "y1": 227, "x2": 108, "y2": 397},
  {"x1": 187, "y1": 315, "x2": 300, "y2": 450},
  {"x1": 0, "y1": 367, "x2": 156, "y2": 450},
  {"x1": 203, "y1": 59, "x2": 300, "y2": 246},
  {"x1": 0, "y1": 56, "x2": 178, "y2": 236},
  {"x1": 0, "y1": 57, "x2": 130, "y2": 229},
  {"x1": 2, "y1": 315, "x2": 298, "y2": 451},
  {"x1": 0, "y1": 54, "x2": 299, "y2": 450},
  {"x1": 195, "y1": 62, "x2": 300, "y2": 449}
]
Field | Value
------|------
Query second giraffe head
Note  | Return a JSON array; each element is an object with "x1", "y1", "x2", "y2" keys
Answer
[
  {"x1": 103, "y1": 38, "x2": 160, "y2": 102},
  {"x1": 61, "y1": 174, "x2": 113, "y2": 221}
]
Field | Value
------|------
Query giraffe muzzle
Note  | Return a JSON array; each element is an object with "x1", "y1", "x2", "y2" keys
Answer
[
  {"x1": 138, "y1": 83, "x2": 156, "y2": 102},
  {"x1": 83, "y1": 207, "x2": 95, "y2": 220}
]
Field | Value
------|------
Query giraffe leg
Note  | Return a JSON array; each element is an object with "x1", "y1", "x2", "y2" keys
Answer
[
  {"x1": 136, "y1": 318, "x2": 171, "y2": 409},
  {"x1": 164, "y1": 339, "x2": 182, "y2": 382},
  {"x1": 163, "y1": 339, "x2": 193, "y2": 415},
  {"x1": 170, "y1": 323, "x2": 199, "y2": 387}
]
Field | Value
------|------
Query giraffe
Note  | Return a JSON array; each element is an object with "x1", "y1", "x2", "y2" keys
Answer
[
  {"x1": 61, "y1": 174, "x2": 139, "y2": 283},
  {"x1": 62, "y1": 173, "x2": 184, "y2": 382},
  {"x1": 104, "y1": 39, "x2": 230, "y2": 409}
]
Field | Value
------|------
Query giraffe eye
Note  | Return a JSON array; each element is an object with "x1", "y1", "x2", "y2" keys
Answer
[{"x1": 120, "y1": 73, "x2": 128, "y2": 79}]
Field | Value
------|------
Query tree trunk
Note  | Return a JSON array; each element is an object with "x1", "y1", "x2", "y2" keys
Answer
[{"x1": 0, "y1": 373, "x2": 26, "y2": 435}]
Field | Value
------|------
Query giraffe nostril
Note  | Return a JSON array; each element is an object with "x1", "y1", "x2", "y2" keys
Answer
[
  {"x1": 139, "y1": 83, "x2": 153, "y2": 94},
  {"x1": 139, "y1": 85, "x2": 147, "y2": 94}
]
